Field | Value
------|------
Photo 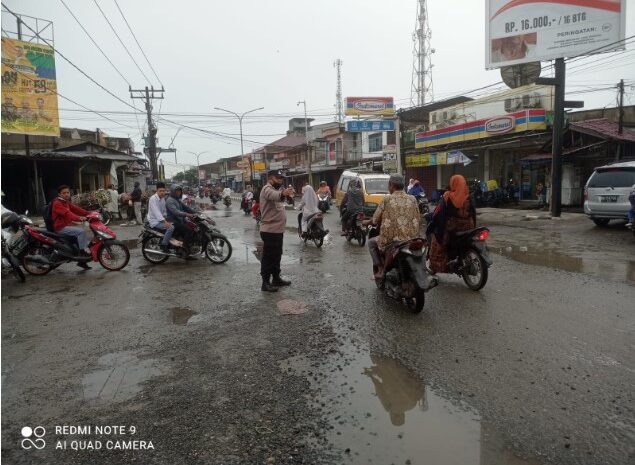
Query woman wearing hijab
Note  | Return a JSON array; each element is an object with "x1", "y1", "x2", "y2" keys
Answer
[
  {"x1": 427, "y1": 175, "x2": 476, "y2": 274},
  {"x1": 297, "y1": 184, "x2": 320, "y2": 236},
  {"x1": 407, "y1": 178, "x2": 415, "y2": 194}
]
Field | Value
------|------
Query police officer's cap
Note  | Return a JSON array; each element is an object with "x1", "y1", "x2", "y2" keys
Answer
[{"x1": 268, "y1": 169, "x2": 284, "y2": 178}]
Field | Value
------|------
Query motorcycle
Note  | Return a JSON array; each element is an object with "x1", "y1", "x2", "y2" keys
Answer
[
  {"x1": 254, "y1": 208, "x2": 262, "y2": 230},
  {"x1": 343, "y1": 211, "x2": 367, "y2": 246},
  {"x1": 298, "y1": 212, "x2": 328, "y2": 248},
  {"x1": 318, "y1": 193, "x2": 330, "y2": 213},
  {"x1": 140, "y1": 213, "x2": 232, "y2": 264},
  {"x1": 223, "y1": 196, "x2": 232, "y2": 207},
  {"x1": 241, "y1": 197, "x2": 253, "y2": 215},
  {"x1": 416, "y1": 195, "x2": 430, "y2": 215},
  {"x1": 1, "y1": 211, "x2": 27, "y2": 282},
  {"x1": 88, "y1": 205, "x2": 112, "y2": 226},
  {"x1": 368, "y1": 225, "x2": 438, "y2": 313},
  {"x1": 19, "y1": 211, "x2": 130, "y2": 275},
  {"x1": 425, "y1": 226, "x2": 493, "y2": 291}
]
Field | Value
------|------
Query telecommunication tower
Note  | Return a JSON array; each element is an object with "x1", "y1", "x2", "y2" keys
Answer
[
  {"x1": 334, "y1": 59, "x2": 344, "y2": 124},
  {"x1": 410, "y1": 0, "x2": 434, "y2": 107}
]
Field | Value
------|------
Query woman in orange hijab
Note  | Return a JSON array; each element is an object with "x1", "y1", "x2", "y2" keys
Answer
[{"x1": 427, "y1": 175, "x2": 476, "y2": 273}]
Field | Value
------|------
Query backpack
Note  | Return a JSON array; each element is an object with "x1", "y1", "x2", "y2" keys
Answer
[{"x1": 43, "y1": 199, "x2": 57, "y2": 232}]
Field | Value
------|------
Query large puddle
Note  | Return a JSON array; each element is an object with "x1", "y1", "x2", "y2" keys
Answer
[
  {"x1": 82, "y1": 351, "x2": 166, "y2": 402},
  {"x1": 489, "y1": 242, "x2": 635, "y2": 284},
  {"x1": 282, "y1": 350, "x2": 541, "y2": 465}
]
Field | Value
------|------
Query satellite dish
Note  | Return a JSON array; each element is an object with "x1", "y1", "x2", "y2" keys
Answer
[{"x1": 500, "y1": 62, "x2": 541, "y2": 89}]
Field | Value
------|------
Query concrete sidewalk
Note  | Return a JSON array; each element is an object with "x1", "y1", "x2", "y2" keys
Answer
[{"x1": 477, "y1": 207, "x2": 584, "y2": 223}]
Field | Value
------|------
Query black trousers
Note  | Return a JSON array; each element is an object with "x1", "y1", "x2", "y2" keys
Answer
[
  {"x1": 260, "y1": 232, "x2": 283, "y2": 281},
  {"x1": 173, "y1": 222, "x2": 193, "y2": 245}
]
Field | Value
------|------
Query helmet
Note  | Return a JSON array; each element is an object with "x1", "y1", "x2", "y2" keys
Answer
[{"x1": 1, "y1": 211, "x2": 19, "y2": 228}]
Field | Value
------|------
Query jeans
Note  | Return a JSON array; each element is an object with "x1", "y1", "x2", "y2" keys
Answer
[
  {"x1": 152, "y1": 222, "x2": 175, "y2": 246},
  {"x1": 59, "y1": 226, "x2": 90, "y2": 250},
  {"x1": 628, "y1": 207, "x2": 635, "y2": 222},
  {"x1": 368, "y1": 236, "x2": 382, "y2": 268},
  {"x1": 260, "y1": 232, "x2": 283, "y2": 281},
  {"x1": 133, "y1": 201, "x2": 143, "y2": 224}
]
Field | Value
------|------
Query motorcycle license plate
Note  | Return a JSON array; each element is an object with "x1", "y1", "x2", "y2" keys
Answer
[{"x1": 599, "y1": 195, "x2": 618, "y2": 202}]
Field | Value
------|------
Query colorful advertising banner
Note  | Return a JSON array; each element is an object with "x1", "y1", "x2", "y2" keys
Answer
[
  {"x1": 346, "y1": 120, "x2": 395, "y2": 132},
  {"x1": 406, "y1": 150, "x2": 472, "y2": 169},
  {"x1": 485, "y1": 0, "x2": 626, "y2": 68},
  {"x1": 416, "y1": 109, "x2": 547, "y2": 149},
  {"x1": 1, "y1": 38, "x2": 60, "y2": 136},
  {"x1": 345, "y1": 97, "x2": 395, "y2": 116}
]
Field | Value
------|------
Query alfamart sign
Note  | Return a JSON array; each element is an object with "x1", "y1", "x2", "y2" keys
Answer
[
  {"x1": 485, "y1": 0, "x2": 626, "y2": 68},
  {"x1": 345, "y1": 97, "x2": 395, "y2": 116}
]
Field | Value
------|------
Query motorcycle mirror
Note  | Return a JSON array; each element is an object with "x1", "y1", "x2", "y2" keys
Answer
[{"x1": 24, "y1": 210, "x2": 29, "y2": 216}]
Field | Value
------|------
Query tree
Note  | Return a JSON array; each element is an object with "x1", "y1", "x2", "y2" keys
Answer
[{"x1": 172, "y1": 167, "x2": 198, "y2": 185}]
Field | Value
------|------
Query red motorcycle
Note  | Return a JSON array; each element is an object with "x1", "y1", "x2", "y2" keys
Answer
[{"x1": 20, "y1": 211, "x2": 130, "y2": 275}]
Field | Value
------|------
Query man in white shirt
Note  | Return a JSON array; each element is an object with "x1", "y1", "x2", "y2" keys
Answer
[{"x1": 147, "y1": 182, "x2": 175, "y2": 252}]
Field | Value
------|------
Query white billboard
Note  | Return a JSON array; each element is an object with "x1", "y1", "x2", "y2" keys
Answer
[{"x1": 485, "y1": 0, "x2": 626, "y2": 69}]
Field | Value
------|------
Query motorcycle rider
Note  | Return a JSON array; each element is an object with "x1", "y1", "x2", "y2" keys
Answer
[
  {"x1": 409, "y1": 180, "x2": 425, "y2": 199},
  {"x1": 426, "y1": 174, "x2": 476, "y2": 274},
  {"x1": 51, "y1": 185, "x2": 91, "y2": 269},
  {"x1": 362, "y1": 175, "x2": 419, "y2": 279},
  {"x1": 241, "y1": 185, "x2": 254, "y2": 210},
  {"x1": 316, "y1": 181, "x2": 331, "y2": 210},
  {"x1": 165, "y1": 184, "x2": 197, "y2": 252},
  {"x1": 147, "y1": 182, "x2": 177, "y2": 253},
  {"x1": 341, "y1": 178, "x2": 364, "y2": 235},
  {"x1": 297, "y1": 184, "x2": 321, "y2": 236}
]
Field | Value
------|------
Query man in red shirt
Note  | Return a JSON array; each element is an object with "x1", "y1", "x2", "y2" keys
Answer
[{"x1": 52, "y1": 185, "x2": 91, "y2": 269}]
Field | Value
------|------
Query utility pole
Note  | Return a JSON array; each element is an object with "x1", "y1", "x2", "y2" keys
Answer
[
  {"x1": 618, "y1": 79, "x2": 624, "y2": 135},
  {"x1": 187, "y1": 151, "x2": 210, "y2": 187},
  {"x1": 213, "y1": 106, "x2": 263, "y2": 190},
  {"x1": 297, "y1": 100, "x2": 311, "y2": 187},
  {"x1": 130, "y1": 86, "x2": 165, "y2": 182},
  {"x1": 333, "y1": 59, "x2": 344, "y2": 124}
]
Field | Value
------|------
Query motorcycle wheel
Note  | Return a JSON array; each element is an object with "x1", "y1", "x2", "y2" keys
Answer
[
  {"x1": 142, "y1": 237, "x2": 169, "y2": 264},
  {"x1": 461, "y1": 249, "x2": 488, "y2": 291},
  {"x1": 404, "y1": 289, "x2": 425, "y2": 313},
  {"x1": 205, "y1": 235, "x2": 232, "y2": 264},
  {"x1": 313, "y1": 236, "x2": 324, "y2": 248},
  {"x1": 98, "y1": 243, "x2": 130, "y2": 271},
  {"x1": 22, "y1": 249, "x2": 53, "y2": 276},
  {"x1": 356, "y1": 229, "x2": 366, "y2": 247},
  {"x1": 6, "y1": 253, "x2": 25, "y2": 282}
]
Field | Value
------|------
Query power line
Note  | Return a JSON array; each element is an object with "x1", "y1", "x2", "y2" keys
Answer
[
  {"x1": 91, "y1": 0, "x2": 152, "y2": 84},
  {"x1": 112, "y1": 0, "x2": 163, "y2": 87}
]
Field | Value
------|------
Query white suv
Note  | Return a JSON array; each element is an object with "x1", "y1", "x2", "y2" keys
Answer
[{"x1": 584, "y1": 161, "x2": 635, "y2": 226}]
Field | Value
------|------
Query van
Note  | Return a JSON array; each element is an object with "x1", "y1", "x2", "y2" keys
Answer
[
  {"x1": 583, "y1": 161, "x2": 635, "y2": 226},
  {"x1": 335, "y1": 170, "x2": 391, "y2": 215}
]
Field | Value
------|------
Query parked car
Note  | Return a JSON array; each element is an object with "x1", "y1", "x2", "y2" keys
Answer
[
  {"x1": 583, "y1": 161, "x2": 635, "y2": 226},
  {"x1": 334, "y1": 170, "x2": 391, "y2": 216}
]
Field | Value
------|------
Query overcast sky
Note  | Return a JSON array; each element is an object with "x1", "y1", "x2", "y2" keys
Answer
[{"x1": 3, "y1": 0, "x2": 634, "y2": 173}]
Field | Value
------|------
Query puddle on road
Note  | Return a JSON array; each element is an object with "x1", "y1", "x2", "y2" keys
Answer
[
  {"x1": 82, "y1": 351, "x2": 165, "y2": 402},
  {"x1": 490, "y1": 243, "x2": 635, "y2": 284},
  {"x1": 282, "y1": 351, "x2": 541, "y2": 465},
  {"x1": 168, "y1": 306, "x2": 198, "y2": 325}
]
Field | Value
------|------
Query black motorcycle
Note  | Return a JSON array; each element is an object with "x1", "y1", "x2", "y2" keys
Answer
[
  {"x1": 241, "y1": 197, "x2": 253, "y2": 215},
  {"x1": 368, "y1": 225, "x2": 438, "y2": 313},
  {"x1": 416, "y1": 195, "x2": 430, "y2": 215},
  {"x1": 343, "y1": 211, "x2": 367, "y2": 246},
  {"x1": 425, "y1": 226, "x2": 492, "y2": 291},
  {"x1": 223, "y1": 196, "x2": 232, "y2": 207},
  {"x1": 1, "y1": 212, "x2": 27, "y2": 283},
  {"x1": 318, "y1": 193, "x2": 330, "y2": 213},
  {"x1": 140, "y1": 214, "x2": 232, "y2": 264},
  {"x1": 298, "y1": 212, "x2": 328, "y2": 248}
]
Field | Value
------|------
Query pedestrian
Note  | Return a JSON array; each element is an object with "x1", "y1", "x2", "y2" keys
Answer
[
  {"x1": 131, "y1": 181, "x2": 143, "y2": 225},
  {"x1": 259, "y1": 170, "x2": 295, "y2": 292},
  {"x1": 106, "y1": 184, "x2": 120, "y2": 219}
]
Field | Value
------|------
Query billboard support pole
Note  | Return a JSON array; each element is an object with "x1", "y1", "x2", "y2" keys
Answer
[{"x1": 550, "y1": 58, "x2": 565, "y2": 218}]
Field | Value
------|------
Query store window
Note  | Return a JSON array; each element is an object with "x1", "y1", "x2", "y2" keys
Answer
[{"x1": 369, "y1": 133, "x2": 382, "y2": 152}]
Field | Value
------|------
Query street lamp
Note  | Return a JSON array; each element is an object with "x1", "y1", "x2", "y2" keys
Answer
[
  {"x1": 213, "y1": 106, "x2": 263, "y2": 189},
  {"x1": 187, "y1": 150, "x2": 210, "y2": 188}
]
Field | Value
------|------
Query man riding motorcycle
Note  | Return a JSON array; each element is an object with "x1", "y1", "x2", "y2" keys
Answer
[
  {"x1": 340, "y1": 178, "x2": 364, "y2": 235},
  {"x1": 165, "y1": 184, "x2": 197, "y2": 252},
  {"x1": 363, "y1": 175, "x2": 420, "y2": 279}
]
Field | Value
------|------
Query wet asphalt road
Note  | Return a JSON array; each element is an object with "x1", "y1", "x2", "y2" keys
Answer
[{"x1": 1, "y1": 204, "x2": 634, "y2": 465}]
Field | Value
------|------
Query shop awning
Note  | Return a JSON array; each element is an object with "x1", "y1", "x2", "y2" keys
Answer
[{"x1": 520, "y1": 141, "x2": 607, "y2": 163}]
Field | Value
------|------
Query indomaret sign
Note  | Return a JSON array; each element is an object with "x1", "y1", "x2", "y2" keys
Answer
[{"x1": 485, "y1": 0, "x2": 626, "y2": 69}]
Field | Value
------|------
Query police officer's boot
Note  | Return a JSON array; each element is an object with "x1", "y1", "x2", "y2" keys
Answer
[{"x1": 261, "y1": 276, "x2": 278, "y2": 292}]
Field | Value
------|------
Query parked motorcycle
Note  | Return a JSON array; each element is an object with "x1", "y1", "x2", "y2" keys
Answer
[
  {"x1": 140, "y1": 213, "x2": 232, "y2": 264},
  {"x1": 425, "y1": 226, "x2": 492, "y2": 291},
  {"x1": 368, "y1": 225, "x2": 438, "y2": 313},
  {"x1": 19, "y1": 211, "x2": 130, "y2": 275},
  {"x1": 343, "y1": 211, "x2": 367, "y2": 246},
  {"x1": 298, "y1": 212, "x2": 328, "y2": 248},
  {"x1": 318, "y1": 193, "x2": 330, "y2": 213}
]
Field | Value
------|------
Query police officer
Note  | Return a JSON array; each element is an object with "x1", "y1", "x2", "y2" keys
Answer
[{"x1": 259, "y1": 170, "x2": 295, "y2": 292}]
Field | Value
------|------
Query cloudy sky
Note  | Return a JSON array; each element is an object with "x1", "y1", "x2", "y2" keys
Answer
[{"x1": 3, "y1": 0, "x2": 634, "y2": 173}]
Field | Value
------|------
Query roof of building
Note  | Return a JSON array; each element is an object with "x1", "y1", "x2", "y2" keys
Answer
[
  {"x1": 398, "y1": 96, "x2": 474, "y2": 124},
  {"x1": 2, "y1": 149, "x2": 140, "y2": 162},
  {"x1": 570, "y1": 119, "x2": 635, "y2": 143},
  {"x1": 255, "y1": 134, "x2": 307, "y2": 153}
]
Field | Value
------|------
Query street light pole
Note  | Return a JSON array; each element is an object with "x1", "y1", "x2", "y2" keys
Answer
[
  {"x1": 187, "y1": 151, "x2": 210, "y2": 188},
  {"x1": 213, "y1": 106, "x2": 264, "y2": 190},
  {"x1": 297, "y1": 100, "x2": 311, "y2": 187}
]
